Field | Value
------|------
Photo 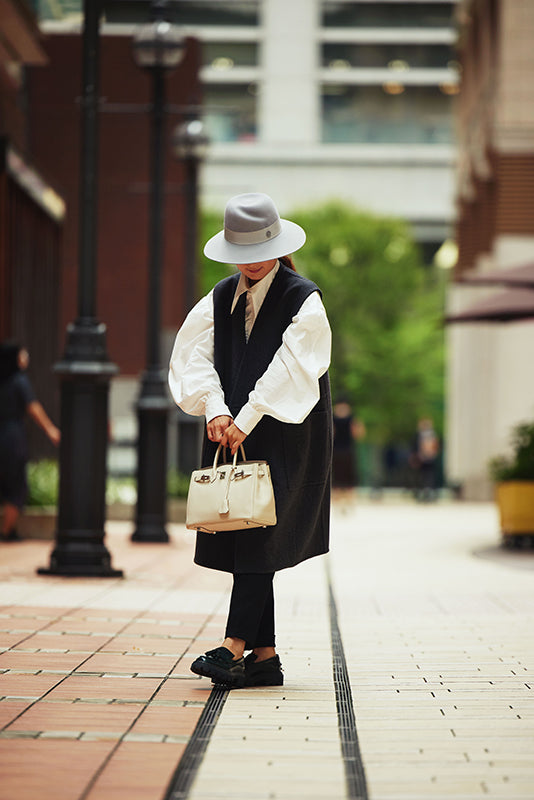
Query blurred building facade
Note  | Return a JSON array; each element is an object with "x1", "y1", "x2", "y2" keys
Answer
[
  {"x1": 0, "y1": 0, "x2": 65, "y2": 459},
  {"x1": 447, "y1": 0, "x2": 534, "y2": 498},
  {"x1": 38, "y1": 0, "x2": 459, "y2": 259},
  {"x1": 181, "y1": 0, "x2": 459, "y2": 263}
]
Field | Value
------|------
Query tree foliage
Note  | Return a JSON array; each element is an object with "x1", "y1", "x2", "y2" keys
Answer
[
  {"x1": 291, "y1": 202, "x2": 445, "y2": 444},
  {"x1": 199, "y1": 201, "x2": 445, "y2": 445}
]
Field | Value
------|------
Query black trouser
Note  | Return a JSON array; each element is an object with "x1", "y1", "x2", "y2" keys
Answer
[{"x1": 225, "y1": 572, "x2": 275, "y2": 650}]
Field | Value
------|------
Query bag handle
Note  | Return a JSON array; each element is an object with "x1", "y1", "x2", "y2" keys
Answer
[
  {"x1": 213, "y1": 443, "x2": 246, "y2": 471},
  {"x1": 213, "y1": 444, "x2": 247, "y2": 515}
]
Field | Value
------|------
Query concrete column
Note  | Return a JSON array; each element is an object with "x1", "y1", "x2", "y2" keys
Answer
[{"x1": 260, "y1": 0, "x2": 319, "y2": 145}]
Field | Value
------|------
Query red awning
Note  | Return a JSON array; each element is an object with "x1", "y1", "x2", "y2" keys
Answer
[
  {"x1": 445, "y1": 288, "x2": 534, "y2": 324},
  {"x1": 458, "y1": 262, "x2": 534, "y2": 289}
]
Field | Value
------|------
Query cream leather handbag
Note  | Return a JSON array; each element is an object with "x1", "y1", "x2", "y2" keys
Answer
[{"x1": 186, "y1": 444, "x2": 277, "y2": 534}]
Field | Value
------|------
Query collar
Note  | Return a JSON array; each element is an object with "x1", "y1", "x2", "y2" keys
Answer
[{"x1": 231, "y1": 260, "x2": 280, "y2": 315}]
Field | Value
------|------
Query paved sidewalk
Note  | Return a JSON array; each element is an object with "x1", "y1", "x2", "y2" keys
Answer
[
  {"x1": 331, "y1": 498, "x2": 534, "y2": 800},
  {"x1": 0, "y1": 500, "x2": 533, "y2": 799}
]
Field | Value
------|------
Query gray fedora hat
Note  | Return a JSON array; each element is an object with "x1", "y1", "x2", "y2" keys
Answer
[{"x1": 203, "y1": 193, "x2": 306, "y2": 264}]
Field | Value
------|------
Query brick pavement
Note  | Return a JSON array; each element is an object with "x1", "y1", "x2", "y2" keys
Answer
[
  {"x1": 0, "y1": 525, "x2": 229, "y2": 800},
  {"x1": 0, "y1": 500, "x2": 533, "y2": 799}
]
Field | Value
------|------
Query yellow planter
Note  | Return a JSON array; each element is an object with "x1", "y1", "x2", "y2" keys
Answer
[{"x1": 495, "y1": 481, "x2": 534, "y2": 534}]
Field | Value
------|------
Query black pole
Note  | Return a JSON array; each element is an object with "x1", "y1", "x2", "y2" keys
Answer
[
  {"x1": 183, "y1": 153, "x2": 199, "y2": 314},
  {"x1": 38, "y1": 0, "x2": 122, "y2": 577},
  {"x1": 131, "y1": 62, "x2": 170, "y2": 543}
]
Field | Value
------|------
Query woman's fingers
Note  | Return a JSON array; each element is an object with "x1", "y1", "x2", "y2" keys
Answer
[
  {"x1": 224, "y1": 423, "x2": 247, "y2": 455},
  {"x1": 206, "y1": 415, "x2": 233, "y2": 442},
  {"x1": 206, "y1": 418, "x2": 246, "y2": 453}
]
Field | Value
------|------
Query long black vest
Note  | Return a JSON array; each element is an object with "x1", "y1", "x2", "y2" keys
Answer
[{"x1": 194, "y1": 265, "x2": 332, "y2": 574}]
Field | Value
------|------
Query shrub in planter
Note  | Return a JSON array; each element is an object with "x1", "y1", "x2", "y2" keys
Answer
[
  {"x1": 489, "y1": 422, "x2": 534, "y2": 542},
  {"x1": 489, "y1": 422, "x2": 534, "y2": 483}
]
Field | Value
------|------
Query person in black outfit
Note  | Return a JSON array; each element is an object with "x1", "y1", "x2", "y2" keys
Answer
[
  {"x1": 169, "y1": 194, "x2": 332, "y2": 688},
  {"x1": 410, "y1": 417, "x2": 440, "y2": 502},
  {"x1": 0, "y1": 342, "x2": 60, "y2": 540},
  {"x1": 332, "y1": 398, "x2": 365, "y2": 499}
]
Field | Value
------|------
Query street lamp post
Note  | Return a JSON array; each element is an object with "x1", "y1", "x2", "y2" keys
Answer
[
  {"x1": 172, "y1": 118, "x2": 209, "y2": 475},
  {"x1": 131, "y1": 3, "x2": 185, "y2": 543},
  {"x1": 172, "y1": 118, "x2": 209, "y2": 314},
  {"x1": 38, "y1": 0, "x2": 122, "y2": 577}
]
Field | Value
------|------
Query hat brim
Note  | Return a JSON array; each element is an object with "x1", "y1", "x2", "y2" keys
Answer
[{"x1": 203, "y1": 219, "x2": 306, "y2": 264}]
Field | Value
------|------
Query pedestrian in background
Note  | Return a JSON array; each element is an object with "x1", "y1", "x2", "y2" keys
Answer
[
  {"x1": 410, "y1": 416, "x2": 440, "y2": 502},
  {"x1": 0, "y1": 342, "x2": 60, "y2": 541},
  {"x1": 169, "y1": 193, "x2": 332, "y2": 689},
  {"x1": 332, "y1": 397, "x2": 365, "y2": 501}
]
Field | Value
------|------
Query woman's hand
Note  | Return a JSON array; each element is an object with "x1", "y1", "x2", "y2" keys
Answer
[
  {"x1": 48, "y1": 426, "x2": 61, "y2": 447},
  {"x1": 206, "y1": 415, "x2": 233, "y2": 443},
  {"x1": 27, "y1": 402, "x2": 60, "y2": 447},
  {"x1": 221, "y1": 423, "x2": 247, "y2": 455}
]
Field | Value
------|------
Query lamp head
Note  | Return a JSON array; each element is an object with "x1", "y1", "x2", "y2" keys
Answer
[
  {"x1": 132, "y1": 18, "x2": 184, "y2": 70},
  {"x1": 172, "y1": 119, "x2": 210, "y2": 160}
]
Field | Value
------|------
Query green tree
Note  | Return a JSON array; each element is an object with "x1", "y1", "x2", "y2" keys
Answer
[{"x1": 291, "y1": 202, "x2": 445, "y2": 444}]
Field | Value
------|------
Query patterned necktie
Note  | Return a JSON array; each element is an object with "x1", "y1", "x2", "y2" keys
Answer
[
  {"x1": 244, "y1": 290, "x2": 254, "y2": 342},
  {"x1": 232, "y1": 291, "x2": 247, "y2": 347}
]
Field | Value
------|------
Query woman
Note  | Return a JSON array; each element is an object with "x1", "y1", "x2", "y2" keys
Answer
[
  {"x1": 169, "y1": 193, "x2": 332, "y2": 688},
  {"x1": 332, "y1": 398, "x2": 366, "y2": 498},
  {"x1": 0, "y1": 342, "x2": 60, "y2": 541}
]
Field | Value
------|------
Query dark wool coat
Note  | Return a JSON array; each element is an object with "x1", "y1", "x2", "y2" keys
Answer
[{"x1": 194, "y1": 264, "x2": 333, "y2": 574}]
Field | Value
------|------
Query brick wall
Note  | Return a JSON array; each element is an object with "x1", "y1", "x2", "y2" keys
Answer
[{"x1": 26, "y1": 34, "x2": 201, "y2": 376}]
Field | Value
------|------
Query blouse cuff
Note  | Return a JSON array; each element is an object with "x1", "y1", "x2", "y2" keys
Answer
[
  {"x1": 205, "y1": 396, "x2": 233, "y2": 424},
  {"x1": 233, "y1": 404, "x2": 264, "y2": 436}
]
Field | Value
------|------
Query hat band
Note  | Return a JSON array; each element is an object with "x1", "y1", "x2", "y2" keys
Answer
[{"x1": 224, "y1": 218, "x2": 281, "y2": 246}]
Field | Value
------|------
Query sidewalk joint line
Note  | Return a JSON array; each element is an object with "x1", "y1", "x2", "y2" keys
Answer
[
  {"x1": 162, "y1": 685, "x2": 229, "y2": 800},
  {"x1": 327, "y1": 560, "x2": 369, "y2": 800}
]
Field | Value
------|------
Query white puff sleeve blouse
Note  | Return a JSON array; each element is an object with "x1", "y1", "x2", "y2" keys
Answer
[{"x1": 168, "y1": 287, "x2": 331, "y2": 436}]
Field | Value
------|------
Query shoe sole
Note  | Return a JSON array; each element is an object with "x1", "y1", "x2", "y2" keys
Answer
[
  {"x1": 245, "y1": 673, "x2": 284, "y2": 687},
  {"x1": 191, "y1": 659, "x2": 245, "y2": 689}
]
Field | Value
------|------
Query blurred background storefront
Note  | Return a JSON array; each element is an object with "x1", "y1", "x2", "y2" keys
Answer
[{"x1": 447, "y1": 0, "x2": 534, "y2": 499}]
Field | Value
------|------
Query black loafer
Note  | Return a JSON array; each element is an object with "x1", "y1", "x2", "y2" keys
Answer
[
  {"x1": 190, "y1": 646, "x2": 245, "y2": 688},
  {"x1": 244, "y1": 653, "x2": 284, "y2": 686}
]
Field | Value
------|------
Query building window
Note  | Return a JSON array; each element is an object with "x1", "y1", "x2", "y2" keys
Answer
[
  {"x1": 322, "y1": 84, "x2": 454, "y2": 144},
  {"x1": 323, "y1": 43, "x2": 457, "y2": 70},
  {"x1": 36, "y1": 0, "x2": 260, "y2": 25},
  {"x1": 322, "y1": 2, "x2": 455, "y2": 29},
  {"x1": 171, "y1": 1, "x2": 259, "y2": 26},
  {"x1": 204, "y1": 83, "x2": 257, "y2": 142},
  {"x1": 202, "y1": 42, "x2": 259, "y2": 68}
]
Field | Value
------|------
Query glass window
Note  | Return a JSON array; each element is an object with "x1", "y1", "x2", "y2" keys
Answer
[
  {"x1": 38, "y1": 0, "x2": 260, "y2": 25},
  {"x1": 323, "y1": 43, "x2": 457, "y2": 70},
  {"x1": 202, "y1": 42, "x2": 259, "y2": 68},
  {"x1": 103, "y1": 1, "x2": 259, "y2": 26},
  {"x1": 322, "y1": 2, "x2": 454, "y2": 29},
  {"x1": 204, "y1": 83, "x2": 258, "y2": 143},
  {"x1": 170, "y1": 1, "x2": 259, "y2": 26},
  {"x1": 321, "y1": 84, "x2": 455, "y2": 144},
  {"x1": 33, "y1": 0, "x2": 82, "y2": 21}
]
